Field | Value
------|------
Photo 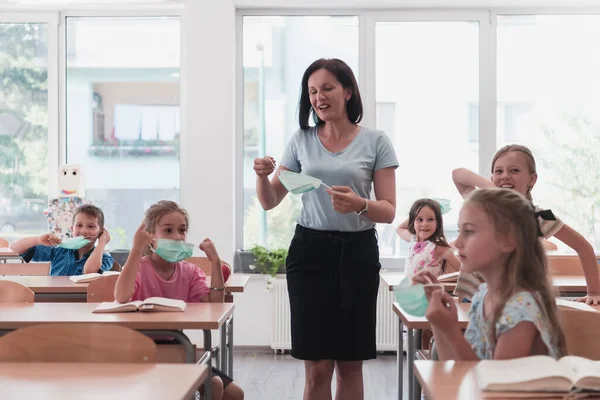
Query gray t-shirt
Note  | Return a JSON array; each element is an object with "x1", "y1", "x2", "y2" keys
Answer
[{"x1": 280, "y1": 125, "x2": 399, "y2": 232}]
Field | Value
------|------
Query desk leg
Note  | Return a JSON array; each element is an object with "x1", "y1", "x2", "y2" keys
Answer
[
  {"x1": 227, "y1": 315, "x2": 234, "y2": 377},
  {"x1": 202, "y1": 329, "x2": 213, "y2": 400},
  {"x1": 413, "y1": 329, "x2": 422, "y2": 400},
  {"x1": 219, "y1": 319, "x2": 227, "y2": 371},
  {"x1": 407, "y1": 328, "x2": 414, "y2": 400},
  {"x1": 141, "y1": 330, "x2": 196, "y2": 363},
  {"x1": 397, "y1": 321, "x2": 404, "y2": 400}
]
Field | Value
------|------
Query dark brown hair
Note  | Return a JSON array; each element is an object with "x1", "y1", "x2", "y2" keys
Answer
[
  {"x1": 298, "y1": 58, "x2": 363, "y2": 130},
  {"x1": 73, "y1": 204, "x2": 105, "y2": 230},
  {"x1": 408, "y1": 199, "x2": 451, "y2": 248}
]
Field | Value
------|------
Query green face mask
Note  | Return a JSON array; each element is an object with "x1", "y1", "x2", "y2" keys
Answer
[
  {"x1": 394, "y1": 277, "x2": 429, "y2": 317},
  {"x1": 150, "y1": 239, "x2": 194, "y2": 263},
  {"x1": 278, "y1": 170, "x2": 331, "y2": 195},
  {"x1": 432, "y1": 198, "x2": 452, "y2": 215},
  {"x1": 57, "y1": 236, "x2": 91, "y2": 250}
]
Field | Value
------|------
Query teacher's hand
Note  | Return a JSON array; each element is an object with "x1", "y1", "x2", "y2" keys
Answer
[
  {"x1": 254, "y1": 156, "x2": 276, "y2": 177},
  {"x1": 325, "y1": 186, "x2": 365, "y2": 215}
]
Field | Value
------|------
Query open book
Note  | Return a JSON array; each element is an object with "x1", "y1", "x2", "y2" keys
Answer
[
  {"x1": 92, "y1": 297, "x2": 187, "y2": 313},
  {"x1": 476, "y1": 356, "x2": 600, "y2": 394},
  {"x1": 69, "y1": 271, "x2": 120, "y2": 283},
  {"x1": 556, "y1": 298, "x2": 598, "y2": 312}
]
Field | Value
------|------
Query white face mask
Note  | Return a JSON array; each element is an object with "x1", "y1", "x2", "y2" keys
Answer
[{"x1": 278, "y1": 170, "x2": 331, "y2": 195}]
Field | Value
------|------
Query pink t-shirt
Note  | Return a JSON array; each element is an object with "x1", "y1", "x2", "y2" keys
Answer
[{"x1": 131, "y1": 257, "x2": 210, "y2": 302}]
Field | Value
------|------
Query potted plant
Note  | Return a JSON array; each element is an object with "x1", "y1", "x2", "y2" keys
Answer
[{"x1": 246, "y1": 245, "x2": 288, "y2": 290}]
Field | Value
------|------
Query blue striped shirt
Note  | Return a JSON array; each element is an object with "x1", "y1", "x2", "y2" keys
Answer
[{"x1": 21, "y1": 245, "x2": 114, "y2": 276}]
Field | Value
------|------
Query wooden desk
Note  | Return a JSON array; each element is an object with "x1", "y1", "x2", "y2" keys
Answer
[
  {"x1": 0, "y1": 248, "x2": 21, "y2": 263},
  {"x1": 413, "y1": 361, "x2": 482, "y2": 400},
  {"x1": 382, "y1": 273, "x2": 590, "y2": 296},
  {"x1": 0, "y1": 362, "x2": 207, "y2": 400},
  {"x1": 393, "y1": 302, "x2": 471, "y2": 400},
  {"x1": 0, "y1": 302, "x2": 233, "y2": 400}
]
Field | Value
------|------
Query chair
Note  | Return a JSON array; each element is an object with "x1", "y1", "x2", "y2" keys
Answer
[
  {"x1": 0, "y1": 238, "x2": 8, "y2": 247},
  {"x1": 548, "y1": 256, "x2": 584, "y2": 276},
  {"x1": 0, "y1": 281, "x2": 34, "y2": 303},
  {"x1": 0, "y1": 262, "x2": 50, "y2": 276},
  {"x1": 0, "y1": 323, "x2": 157, "y2": 363},
  {"x1": 87, "y1": 274, "x2": 119, "y2": 302},
  {"x1": 185, "y1": 257, "x2": 212, "y2": 276},
  {"x1": 560, "y1": 307, "x2": 600, "y2": 360},
  {"x1": 110, "y1": 260, "x2": 122, "y2": 272}
]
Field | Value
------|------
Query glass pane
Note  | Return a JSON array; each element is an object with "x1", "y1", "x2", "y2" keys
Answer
[
  {"x1": 66, "y1": 16, "x2": 180, "y2": 249},
  {"x1": 498, "y1": 15, "x2": 600, "y2": 250},
  {"x1": 375, "y1": 21, "x2": 479, "y2": 257},
  {"x1": 242, "y1": 16, "x2": 359, "y2": 250},
  {"x1": 0, "y1": 23, "x2": 48, "y2": 242}
]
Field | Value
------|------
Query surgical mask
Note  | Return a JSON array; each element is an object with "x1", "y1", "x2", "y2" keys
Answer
[
  {"x1": 432, "y1": 198, "x2": 452, "y2": 215},
  {"x1": 278, "y1": 170, "x2": 331, "y2": 195},
  {"x1": 394, "y1": 277, "x2": 430, "y2": 317},
  {"x1": 57, "y1": 236, "x2": 91, "y2": 250},
  {"x1": 149, "y1": 239, "x2": 194, "y2": 263}
]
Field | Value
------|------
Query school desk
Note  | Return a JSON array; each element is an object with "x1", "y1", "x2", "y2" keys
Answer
[
  {"x1": 413, "y1": 360, "x2": 484, "y2": 400},
  {"x1": 0, "y1": 302, "x2": 233, "y2": 400},
  {"x1": 0, "y1": 248, "x2": 22, "y2": 263},
  {"x1": 0, "y1": 362, "x2": 207, "y2": 400}
]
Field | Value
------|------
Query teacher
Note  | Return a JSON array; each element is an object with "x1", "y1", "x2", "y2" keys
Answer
[{"x1": 254, "y1": 58, "x2": 398, "y2": 400}]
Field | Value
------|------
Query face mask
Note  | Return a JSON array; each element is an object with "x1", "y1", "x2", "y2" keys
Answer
[
  {"x1": 394, "y1": 277, "x2": 429, "y2": 317},
  {"x1": 57, "y1": 236, "x2": 91, "y2": 250},
  {"x1": 150, "y1": 239, "x2": 194, "y2": 263},
  {"x1": 278, "y1": 170, "x2": 331, "y2": 195},
  {"x1": 432, "y1": 198, "x2": 451, "y2": 215}
]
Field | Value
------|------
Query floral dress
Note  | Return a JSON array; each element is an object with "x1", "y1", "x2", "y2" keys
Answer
[
  {"x1": 464, "y1": 283, "x2": 562, "y2": 360},
  {"x1": 405, "y1": 235, "x2": 443, "y2": 279}
]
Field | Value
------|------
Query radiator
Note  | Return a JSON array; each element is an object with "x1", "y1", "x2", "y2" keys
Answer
[{"x1": 269, "y1": 278, "x2": 398, "y2": 351}]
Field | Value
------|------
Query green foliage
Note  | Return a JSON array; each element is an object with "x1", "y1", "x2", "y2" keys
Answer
[
  {"x1": 248, "y1": 244, "x2": 288, "y2": 278},
  {"x1": 108, "y1": 226, "x2": 128, "y2": 249},
  {"x1": 0, "y1": 23, "x2": 48, "y2": 202}
]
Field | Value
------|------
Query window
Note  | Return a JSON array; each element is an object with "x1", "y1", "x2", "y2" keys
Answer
[
  {"x1": 241, "y1": 15, "x2": 359, "y2": 250},
  {"x1": 498, "y1": 15, "x2": 600, "y2": 250},
  {"x1": 65, "y1": 16, "x2": 180, "y2": 249},
  {"x1": 375, "y1": 20, "x2": 480, "y2": 257},
  {"x1": 0, "y1": 22, "x2": 49, "y2": 239}
]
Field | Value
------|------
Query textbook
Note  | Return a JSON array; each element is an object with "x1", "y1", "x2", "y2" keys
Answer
[
  {"x1": 69, "y1": 271, "x2": 120, "y2": 283},
  {"x1": 92, "y1": 297, "x2": 187, "y2": 313},
  {"x1": 476, "y1": 356, "x2": 600, "y2": 394}
]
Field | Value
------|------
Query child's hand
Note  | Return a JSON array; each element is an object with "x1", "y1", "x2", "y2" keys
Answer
[
  {"x1": 39, "y1": 233, "x2": 61, "y2": 247},
  {"x1": 132, "y1": 223, "x2": 153, "y2": 253},
  {"x1": 576, "y1": 294, "x2": 600, "y2": 305},
  {"x1": 426, "y1": 291, "x2": 459, "y2": 331},
  {"x1": 98, "y1": 229, "x2": 111, "y2": 246},
  {"x1": 199, "y1": 238, "x2": 220, "y2": 263},
  {"x1": 412, "y1": 270, "x2": 440, "y2": 286}
]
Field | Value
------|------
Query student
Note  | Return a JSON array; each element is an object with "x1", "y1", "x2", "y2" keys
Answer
[
  {"x1": 10, "y1": 204, "x2": 113, "y2": 275},
  {"x1": 396, "y1": 198, "x2": 460, "y2": 279},
  {"x1": 114, "y1": 200, "x2": 243, "y2": 400},
  {"x1": 416, "y1": 188, "x2": 567, "y2": 360},
  {"x1": 451, "y1": 144, "x2": 600, "y2": 304}
]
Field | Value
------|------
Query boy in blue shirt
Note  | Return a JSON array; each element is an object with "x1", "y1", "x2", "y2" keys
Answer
[{"x1": 10, "y1": 204, "x2": 114, "y2": 276}]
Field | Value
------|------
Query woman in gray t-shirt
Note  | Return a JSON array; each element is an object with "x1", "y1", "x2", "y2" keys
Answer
[{"x1": 254, "y1": 58, "x2": 398, "y2": 400}]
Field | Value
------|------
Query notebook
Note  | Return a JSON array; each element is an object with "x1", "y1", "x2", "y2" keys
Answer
[
  {"x1": 476, "y1": 356, "x2": 600, "y2": 394},
  {"x1": 69, "y1": 271, "x2": 120, "y2": 283},
  {"x1": 92, "y1": 297, "x2": 187, "y2": 313}
]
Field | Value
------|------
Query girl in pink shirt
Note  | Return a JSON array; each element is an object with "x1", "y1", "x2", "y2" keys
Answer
[{"x1": 114, "y1": 200, "x2": 244, "y2": 400}]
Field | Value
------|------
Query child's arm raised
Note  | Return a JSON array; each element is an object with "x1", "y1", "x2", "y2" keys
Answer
[
  {"x1": 114, "y1": 223, "x2": 152, "y2": 303},
  {"x1": 438, "y1": 246, "x2": 461, "y2": 273},
  {"x1": 395, "y1": 218, "x2": 412, "y2": 242},
  {"x1": 82, "y1": 229, "x2": 111, "y2": 274},
  {"x1": 199, "y1": 238, "x2": 225, "y2": 303},
  {"x1": 553, "y1": 225, "x2": 600, "y2": 305},
  {"x1": 452, "y1": 168, "x2": 495, "y2": 198},
  {"x1": 10, "y1": 233, "x2": 61, "y2": 255}
]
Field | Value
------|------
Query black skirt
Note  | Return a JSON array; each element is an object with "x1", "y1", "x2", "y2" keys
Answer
[{"x1": 286, "y1": 224, "x2": 381, "y2": 361}]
